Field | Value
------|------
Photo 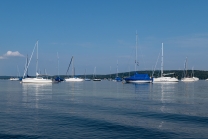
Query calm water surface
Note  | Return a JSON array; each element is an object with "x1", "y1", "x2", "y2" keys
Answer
[{"x1": 0, "y1": 80, "x2": 208, "y2": 138}]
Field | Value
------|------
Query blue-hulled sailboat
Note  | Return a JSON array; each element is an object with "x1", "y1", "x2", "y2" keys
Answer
[
  {"x1": 54, "y1": 52, "x2": 64, "y2": 82},
  {"x1": 124, "y1": 32, "x2": 152, "y2": 83}
]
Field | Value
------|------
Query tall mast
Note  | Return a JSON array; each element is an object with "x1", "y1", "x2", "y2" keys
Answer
[
  {"x1": 36, "y1": 41, "x2": 39, "y2": 77},
  {"x1": 186, "y1": 57, "x2": 188, "y2": 77},
  {"x1": 93, "y1": 67, "x2": 96, "y2": 78},
  {"x1": 117, "y1": 60, "x2": 118, "y2": 77},
  {"x1": 27, "y1": 54, "x2": 28, "y2": 76},
  {"x1": 72, "y1": 57, "x2": 74, "y2": 77},
  {"x1": 161, "y1": 43, "x2": 163, "y2": 77},
  {"x1": 135, "y1": 31, "x2": 138, "y2": 72},
  {"x1": 57, "y1": 52, "x2": 59, "y2": 76}
]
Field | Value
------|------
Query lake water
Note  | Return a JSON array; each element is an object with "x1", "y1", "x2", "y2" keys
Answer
[{"x1": 0, "y1": 80, "x2": 208, "y2": 139}]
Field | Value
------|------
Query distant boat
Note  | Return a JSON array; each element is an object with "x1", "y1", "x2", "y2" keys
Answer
[
  {"x1": 153, "y1": 43, "x2": 178, "y2": 83},
  {"x1": 84, "y1": 69, "x2": 91, "y2": 81},
  {"x1": 53, "y1": 52, "x2": 64, "y2": 82},
  {"x1": 93, "y1": 67, "x2": 101, "y2": 81},
  {"x1": 10, "y1": 65, "x2": 21, "y2": 81},
  {"x1": 21, "y1": 41, "x2": 52, "y2": 83},
  {"x1": 9, "y1": 77, "x2": 19, "y2": 81},
  {"x1": 124, "y1": 31, "x2": 152, "y2": 83},
  {"x1": 85, "y1": 78, "x2": 91, "y2": 81},
  {"x1": 181, "y1": 57, "x2": 198, "y2": 82},
  {"x1": 65, "y1": 56, "x2": 84, "y2": 82},
  {"x1": 113, "y1": 60, "x2": 122, "y2": 82}
]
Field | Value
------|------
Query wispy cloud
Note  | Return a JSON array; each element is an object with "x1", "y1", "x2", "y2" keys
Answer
[
  {"x1": 166, "y1": 33, "x2": 208, "y2": 48},
  {"x1": 0, "y1": 51, "x2": 24, "y2": 59}
]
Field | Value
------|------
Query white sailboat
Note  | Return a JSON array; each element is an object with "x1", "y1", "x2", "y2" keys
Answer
[
  {"x1": 84, "y1": 69, "x2": 91, "y2": 81},
  {"x1": 93, "y1": 67, "x2": 101, "y2": 81},
  {"x1": 65, "y1": 56, "x2": 84, "y2": 82},
  {"x1": 181, "y1": 57, "x2": 198, "y2": 82},
  {"x1": 10, "y1": 65, "x2": 20, "y2": 81},
  {"x1": 21, "y1": 41, "x2": 52, "y2": 83},
  {"x1": 153, "y1": 43, "x2": 178, "y2": 82}
]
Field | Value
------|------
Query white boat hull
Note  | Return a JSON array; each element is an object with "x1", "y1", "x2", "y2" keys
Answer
[
  {"x1": 153, "y1": 77, "x2": 179, "y2": 82},
  {"x1": 93, "y1": 79, "x2": 101, "y2": 81},
  {"x1": 65, "y1": 78, "x2": 84, "y2": 82},
  {"x1": 10, "y1": 78, "x2": 19, "y2": 81},
  {"x1": 22, "y1": 77, "x2": 52, "y2": 83},
  {"x1": 181, "y1": 77, "x2": 198, "y2": 82}
]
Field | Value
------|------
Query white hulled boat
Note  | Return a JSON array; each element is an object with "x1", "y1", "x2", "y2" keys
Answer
[
  {"x1": 10, "y1": 77, "x2": 19, "y2": 81},
  {"x1": 181, "y1": 58, "x2": 198, "y2": 82},
  {"x1": 65, "y1": 56, "x2": 84, "y2": 82},
  {"x1": 93, "y1": 67, "x2": 101, "y2": 81},
  {"x1": 153, "y1": 43, "x2": 178, "y2": 83},
  {"x1": 10, "y1": 65, "x2": 21, "y2": 81},
  {"x1": 21, "y1": 41, "x2": 52, "y2": 83}
]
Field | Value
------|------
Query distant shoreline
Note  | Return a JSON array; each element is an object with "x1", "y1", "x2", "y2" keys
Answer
[{"x1": 1, "y1": 70, "x2": 208, "y2": 80}]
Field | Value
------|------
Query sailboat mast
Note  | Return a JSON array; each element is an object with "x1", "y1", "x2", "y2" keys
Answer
[
  {"x1": 57, "y1": 52, "x2": 59, "y2": 76},
  {"x1": 27, "y1": 54, "x2": 28, "y2": 76},
  {"x1": 36, "y1": 41, "x2": 38, "y2": 77},
  {"x1": 161, "y1": 43, "x2": 163, "y2": 77},
  {"x1": 117, "y1": 60, "x2": 118, "y2": 77},
  {"x1": 185, "y1": 57, "x2": 187, "y2": 77},
  {"x1": 135, "y1": 31, "x2": 138, "y2": 72},
  {"x1": 72, "y1": 57, "x2": 74, "y2": 77}
]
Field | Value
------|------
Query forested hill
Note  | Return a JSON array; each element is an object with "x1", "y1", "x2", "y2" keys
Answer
[{"x1": 1, "y1": 70, "x2": 208, "y2": 80}]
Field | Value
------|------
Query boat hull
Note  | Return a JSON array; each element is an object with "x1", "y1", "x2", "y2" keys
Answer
[
  {"x1": 124, "y1": 73, "x2": 152, "y2": 83},
  {"x1": 65, "y1": 78, "x2": 84, "y2": 82},
  {"x1": 10, "y1": 78, "x2": 19, "y2": 81},
  {"x1": 125, "y1": 80, "x2": 152, "y2": 83},
  {"x1": 181, "y1": 77, "x2": 198, "y2": 82},
  {"x1": 93, "y1": 79, "x2": 101, "y2": 81},
  {"x1": 153, "y1": 77, "x2": 179, "y2": 82},
  {"x1": 21, "y1": 78, "x2": 52, "y2": 83}
]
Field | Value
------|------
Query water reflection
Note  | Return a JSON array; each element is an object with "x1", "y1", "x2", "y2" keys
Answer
[{"x1": 22, "y1": 83, "x2": 52, "y2": 108}]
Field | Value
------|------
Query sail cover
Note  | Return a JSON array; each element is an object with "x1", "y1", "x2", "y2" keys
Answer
[{"x1": 124, "y1": 73, "x2": 152, "y2": 81}]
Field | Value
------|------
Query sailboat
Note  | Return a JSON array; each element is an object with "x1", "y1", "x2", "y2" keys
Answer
[
  {"x1": 53, "y1": 52, "x2": 64, "y2": 82},
  {"x1": 10, "y1": 65, "x2": 20, "y2": 81},
  {"x1": 65, "y1": 56, "x2": 84, "y2": 82},
  {"x1": 93, "y1": 67, "x2": 101, "y2": 81},
  {"x1": 191, "y1": 67, "x2": 199, "y2": 81},
  {"x1": 153, "y1": 43, "x2": 178, "y2": 82},
  {"x1": 181, "y1": 57, "x2": 198, "y2": 82},
  {"x1": 21, "y1": 41, "x2": 52, "y2": 83},
  {"x1": 113, "y1": 60, "x2": 122, "y2": 82},
  {"x1": 124, "y1": 32, "x2": 152, "y2": 83},
  {"x1": 84, "y1": 69, "x2": 91, "y2": 81}
]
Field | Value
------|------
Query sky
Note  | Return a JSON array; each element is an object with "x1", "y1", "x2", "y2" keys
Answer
[{"x1": 0, "y1": 0, "x2": 208, "y2": 76}]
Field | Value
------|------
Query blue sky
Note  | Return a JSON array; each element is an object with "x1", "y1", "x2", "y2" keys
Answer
[{"x1": 0, "y1": 0, "x2": 208, "y2": 76}]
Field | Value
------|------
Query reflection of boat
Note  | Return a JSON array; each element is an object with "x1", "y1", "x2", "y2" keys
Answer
[
  {"x1": 124, "y1": 32, "x2": 152, "y2": 83},
  {"x1": 65, "y1": 56, "x2": 84, "y2": 82},
  {"x1": 181, "y1": 57, "x2": 198, "y2": 82},
  {"x1": 22, "y1": 41, "x2": 52, "y2": 83},
  {"x1": 153, "y1": 43, "x2": 178, "y2": 83}
]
